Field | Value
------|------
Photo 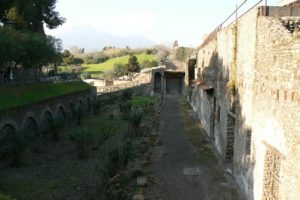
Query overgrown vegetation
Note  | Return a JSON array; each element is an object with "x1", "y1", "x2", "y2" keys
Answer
[
  {"x1": 119, "y1": 102, "x2": 132, "y2": 120},
  {"x1": 49, "y1": 118, "x2": 65, "y2": 141},
  {"x1": 8, "y1": 130, "x2": 32, "y2": 167},
  {"x1": 0, "y1": 81, "x2": 93, "y2": 112},
  {"x1": 69, "y1": 128, "x2": 94, "y2": 158},
  {"x1": 0, "y1": 92, "x2": 156, "y2": 199},
  {"x1": 122, "y1": 89, "x2": 133, "y2": 100}
]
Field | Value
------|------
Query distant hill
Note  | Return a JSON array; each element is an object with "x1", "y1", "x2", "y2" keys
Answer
[
  {"x1": 82, "y1": 53, "x2": 158, "y2": 74},
  {"x1": 55, "y1": 26, "x2": 156, "y2": 51}
]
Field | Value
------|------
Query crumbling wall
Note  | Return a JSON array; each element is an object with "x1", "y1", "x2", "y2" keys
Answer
[
  {"x1": 189, "y1": 6, "x2": 300, "y2": 200},
  {"x1": 252, "y1": 16, "x2": 300, "y2": 200}
]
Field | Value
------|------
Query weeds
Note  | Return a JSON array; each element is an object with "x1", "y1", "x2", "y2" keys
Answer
[
  {"x1": 49, "y1": 118, "x2": 65, "y2": 141},
  {"x1": 93, "y1": 100, "x2": 101, "y2": 116},
  {"x1": 69, "y1": 128, "x2": 94, "y2": 158},
  {"x1": 98, "y1": 138, "x2": 134, "y2": 199},
  {"x1": 119, "y1": 102, "x2": 132, "y2": 120},
  {"x1": 76, "y1": 105, "x2": 85, "y2": 125},
  {"x1": 100, "y1": 120, "x2": 117, "y2": 141},
  {"x1": 9, "y1": 130, "x2": 32, "y2": 167},
  {"x1": 128, "y1": 109, "x2": 143, "y2": 135},
  {"x1": 0, "y1": 193, "x2": 11, "y2": 200}
]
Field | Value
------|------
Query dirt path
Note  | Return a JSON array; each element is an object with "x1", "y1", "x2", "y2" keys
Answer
[{"x1": 145, "y1": 95, "x2": 242, "y2": 200}]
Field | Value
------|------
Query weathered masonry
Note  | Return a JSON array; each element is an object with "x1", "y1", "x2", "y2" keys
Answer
[
  {"x1": 151, "y1": 67, "x2": 185, "y2": 95},
  {"x1": 0, "y1": 84, "x2": 96, "y2": 155},
  {"x1": 187, "y1": 5, "x2": 300, "y2": 200}
]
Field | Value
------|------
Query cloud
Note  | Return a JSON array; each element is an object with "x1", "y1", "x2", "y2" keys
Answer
[{"x1": 116, "y1": 11, "x2": 156, "y2": 35}]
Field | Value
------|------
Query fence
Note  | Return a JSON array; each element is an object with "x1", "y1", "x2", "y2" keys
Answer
[{"x1": 199, "y1": 0, "x2": 268, "y2": 48}]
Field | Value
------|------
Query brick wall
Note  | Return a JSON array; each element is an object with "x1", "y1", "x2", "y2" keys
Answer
[{"x1": 189, "y1": 6, "x2": 300, "y2": 200}]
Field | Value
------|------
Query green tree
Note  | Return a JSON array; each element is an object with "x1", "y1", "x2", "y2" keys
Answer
[
  {"x1": 112, "y1": 63, "x2": 126, "y2": 77},
  {"x1": 72, "y1": 57, "x2": 84, "y2": 65},
  {"x1": 125, "y1": 55, "x2": 140, "y2": 74},
  {"x1": 141, "y1": 60, "x2": 159, "y2": 69},
  {"x1": 0, "y1": 0, "x2": 65, "y2": 33},
  {"x1": 0, "y1": 0, "x2": 64, "y2": 79},
  {"x1": 61, "y1": 50, "x2": 74, "y2": 66}
]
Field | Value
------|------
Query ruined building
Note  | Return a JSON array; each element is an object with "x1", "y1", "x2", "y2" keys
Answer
[{"x1": 187, "y1": 4, "x2": 300, "y2": 200}]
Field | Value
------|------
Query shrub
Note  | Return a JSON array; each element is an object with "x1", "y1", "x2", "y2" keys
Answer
[
  {"x1": 107, "y1": 92, "x2": 118, "y2": 104},
  {"x1": 101, "y1": 139, "x2": 133, "y2": 178},
  {"x1": 69, "y1": 128, "x2": 94, "y2": 158},
  {"x1": 93, "y1": 100, "x2": 101, "y2": 115},
  {"x1": 100, "y1": 120, "x2": 117, "y2": 141},
  {"x1": 121, "y1": 89, "x2": 133, "y2": 100},
  {"x1": 0, "y1": 193, "x2": 12, "y2": 200},
  {"x1": 81, "y1": 72, "x2": 91, "y2": 79},
  {"x1": 119, "y1": 102, "x2": 132, "y2": 120},
  {"x1": 49, "y1": 118, "x2": 65, "y2": 141},
  {"x1": 76, "y1": 105, "x2": 85, "y2": 125},
  {"x1": 9, "y1": 130, "x2": 32, "y2": 167},
  {"x1": 128, "y1": 109, "x2": 143, "y2": 135}
]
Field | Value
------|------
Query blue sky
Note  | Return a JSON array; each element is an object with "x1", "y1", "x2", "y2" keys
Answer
[{"x1": 46, "y1": 0, "x2": 280, "y2": 49}]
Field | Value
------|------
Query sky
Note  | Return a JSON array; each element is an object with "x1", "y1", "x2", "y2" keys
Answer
[{"x1": 46, "y1": 0, "x2": 280, "y2": 50}]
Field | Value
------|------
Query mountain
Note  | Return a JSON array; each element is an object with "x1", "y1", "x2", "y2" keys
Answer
[{"x1": 52, "y1": 26, "x2": 156, "y2": 51}]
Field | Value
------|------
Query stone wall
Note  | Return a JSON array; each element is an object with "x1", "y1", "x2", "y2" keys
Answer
[
  {"x1": 188, "y1": 6, "x2": 300, "y2": 200},
  {"x1": 252, "y1": 15, "x2": 300, "y2": 200},
  {"x1": 0, "y1": 87, "x2": 96, "y2": 155}
]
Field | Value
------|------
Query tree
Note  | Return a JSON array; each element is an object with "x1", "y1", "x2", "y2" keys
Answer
[
  {"x1": 0, "y1": 0, "x2": 65, "y2": 34},
  {"x1": 0, "y1": 0, "x2": 64, "y2": 80},
  {"x1": 125, "y1": 55, "x2": 140, "y2": 74},
  {"x1": 112, "y1": 63, "x2": 126, "y2": 77},
  {"x1": 61, "y1": 50, "x2": 74, "y2": 66},
  {"x1": 72, "y1": 58, "x2": 84, "y2": 66},
  {"x1": 141, "y1": 60, "x2": 159, "y2": 69}
]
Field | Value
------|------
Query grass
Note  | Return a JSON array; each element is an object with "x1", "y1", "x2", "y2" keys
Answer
[
  {"x1": 82, "y1": 53, "x2": 158, "y2": 73},
  {"x1": 0, "y1": 100, "x2": 127, "y2": 200},
  {"x1": 179, "y1": 97, "x2": 216, "y2": 162},
  {"x1": 0, "y1": 81, "x2": 94, "y2": 112},
  {"x1": 129, "y1": 96, "x2": 155, "y2": 108}
]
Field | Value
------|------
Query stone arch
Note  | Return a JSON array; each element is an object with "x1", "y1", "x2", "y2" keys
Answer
[
  {"x1": 21, "y1": 112, "x2": 39, "y2": 134},
  {"x1": 154, "y1": 72, "x2": 162, "y2": 93},
  {"x1": 24, "y1": 117, "x2": 38, "y2": 135},
  {"x1": 56, "y1": 104, "x2": 67, "y2": 119},
  {"x1": 0, "y1": 123, "x2": 16, "y2": 156},
  {"x1": 41, "y1": 110, "x2": 53, "y2": 133},
  {"x1": 69, "y1": 102, "x2": 76, "y2": 118}
]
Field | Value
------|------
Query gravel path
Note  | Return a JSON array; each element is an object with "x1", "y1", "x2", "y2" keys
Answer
[{"x1": 146, "y1": 95, "x2": 242, "y2": 200}]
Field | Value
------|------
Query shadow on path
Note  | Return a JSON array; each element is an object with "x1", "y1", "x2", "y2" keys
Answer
[{"x1": 146, "y1": 95, "x2": 242, "y2": 200}]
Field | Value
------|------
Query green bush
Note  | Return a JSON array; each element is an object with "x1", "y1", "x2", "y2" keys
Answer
[
  {"x1": 100, "y1": 120, "x2": 117, "y2": 141},
  {"x1": 69, "y1": 128, "x2": 94, "y2": 158},
  {"x1": 128, "y1": 109, "x2": 143, "y2": 135},
  {"x1": 119, "y1": 102, "x2": 132, "y2": 120}
]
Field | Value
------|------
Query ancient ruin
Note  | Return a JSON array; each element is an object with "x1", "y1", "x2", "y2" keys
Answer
[{"x1": 186, "y1": 3, "x2": 300, "y2": 200}]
